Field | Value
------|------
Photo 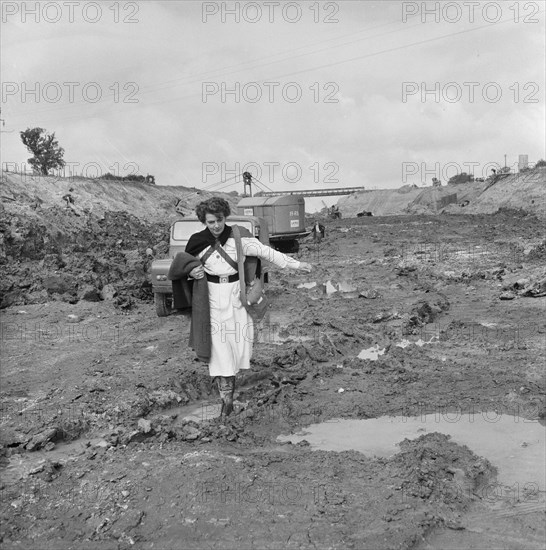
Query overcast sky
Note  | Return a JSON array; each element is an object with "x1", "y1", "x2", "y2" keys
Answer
[{"x1": 1, "y1": 0, "x2": 545, "y2": 209}]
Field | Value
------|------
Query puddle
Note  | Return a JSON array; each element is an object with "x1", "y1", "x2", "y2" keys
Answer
[
  {"x1": 278, "y1": 414, "x2": 546, "y2": 489},
  {"x1": 357, "y1": 345, "x2": 386, "y2": 360},
  {"x1": 168, "y1": 401, "x2": 223, "y2": 424}
]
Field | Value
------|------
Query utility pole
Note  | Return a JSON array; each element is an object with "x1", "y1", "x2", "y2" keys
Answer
[
  {"x1": 0, "y1": 108, "x2": 14, "y2": 133},
  {"x1": 504, "y1": 154, "x2": 507, "y2": 170},
  {"x1": 243, "y1": 171, "x2": 252, "y2": 197}
]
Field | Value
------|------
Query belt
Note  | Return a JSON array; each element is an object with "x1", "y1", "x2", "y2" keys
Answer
[{"x1": 206, "y1": 273, "x2": 239, "y2": 284}]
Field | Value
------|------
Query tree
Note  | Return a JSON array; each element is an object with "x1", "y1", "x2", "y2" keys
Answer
[
  {"x1": 447, "y1": 172, "x2": 474, "y2": 185},
  {"x1": 20, "y1": 127, "x2": 66, "y2": 175}
]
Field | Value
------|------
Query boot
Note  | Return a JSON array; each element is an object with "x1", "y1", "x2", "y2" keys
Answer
[{"x1": 216, "y1": 376, "x2": 235, "y2": 417}]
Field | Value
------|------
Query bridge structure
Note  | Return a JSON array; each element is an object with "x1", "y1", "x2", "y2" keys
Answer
[{"x1": 255, "y1": 186, "x2": 368, "y2": 198}]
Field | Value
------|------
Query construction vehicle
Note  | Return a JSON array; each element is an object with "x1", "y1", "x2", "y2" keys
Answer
[
  {"x1": 321, "y1": 200, "x2": 342, "y2": 219},
  {"x1": 236, "y1": 194, "x2": 309, "y2": 253},
  {"x1": 150, "y1": 215, "x2": 270, "y2": 317}
]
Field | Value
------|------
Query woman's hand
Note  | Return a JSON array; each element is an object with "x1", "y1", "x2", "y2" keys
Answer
[
  {"x1": 189, "y1": 265, "x2": 205, "y2": 279},
  {"x1": 298, "y1": 262, "x2": 313, "y2": 273}
]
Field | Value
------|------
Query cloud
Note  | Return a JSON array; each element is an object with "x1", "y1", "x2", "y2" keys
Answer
[{"x1": 1, "y1": 1, "x2": 544, "y2": 192}]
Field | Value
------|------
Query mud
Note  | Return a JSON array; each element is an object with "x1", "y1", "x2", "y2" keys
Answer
[{"x1": 1, "y1": 209, "x2": 545, "y2": 549}]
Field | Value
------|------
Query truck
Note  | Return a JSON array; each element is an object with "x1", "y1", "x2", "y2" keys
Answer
[
  {"x1": 150, "y1": 215, "x2": 270, "y2": 317},
  {"x1": 236, "y1": 195, "x2": 310, "y2": 253}
]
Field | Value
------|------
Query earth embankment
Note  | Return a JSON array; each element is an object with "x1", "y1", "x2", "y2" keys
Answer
[{"x1": 338, "y1": 167, "x2": 545, "y2": 218}]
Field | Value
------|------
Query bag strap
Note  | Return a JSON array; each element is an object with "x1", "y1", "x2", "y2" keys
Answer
[
  {"x1": 199, "y1": 241, "x2": 238, "y2": 271},
  {"x1": 232, "y1": 225, "x2": 248, "y2": 307},
  {"x1": 200, "y1": 245, "x2": 216, "y2": 265},
  {"x1": 215, "y1": 243, "x2": 239, "y2": 271}
]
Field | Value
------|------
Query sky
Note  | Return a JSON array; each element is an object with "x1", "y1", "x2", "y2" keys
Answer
[{"x1": 1, "y1": 0, "x2": 545, "y2": 212}]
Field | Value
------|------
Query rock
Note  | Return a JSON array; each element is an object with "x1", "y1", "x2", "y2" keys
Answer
[
  {"x1": 514, "y1": 278, "x2": 530, "y2": 289},
  {"x1": 359, "y1": 289, "x2": 381, "y2": 299},
  {"x1": 26, "y1": 427, "x2": 60, "y2": 451},
  {"x1": 121, "y1": 430, "x2": 149, "y2": 445},
  {"x1": 100, "y1": 284, "x2": 117, "y2": 300},
  {"x1": 0, "y1": 427, "x2": 29, "y2": 448},
  {"x1": 153, "y1": 241, "x2": 169, "y2": 255},
  {"x1": 137, "y1": 418, "x2": 152, "y2": 434},
  {"x1": 43, "y1": 275, "x2": 68, "y2": 294},
  {"x1": 522, "y1": 277, "x2": 546, "y2": 298},
  {"x1": 79, "y1": 284, "x2": 101, "y2": 302},
  {"x1": 181, "y1": 426, "x2": 201, "y2": 441},
  {"x1": 1, "y1": 290, "x2": 23, "y2": 308},
  {"x1": 499, "y1": 291, "x2": 516, "y2": 300},
  {"x1": 112, "y1": 510, "x2": 144, "y2": 537}
]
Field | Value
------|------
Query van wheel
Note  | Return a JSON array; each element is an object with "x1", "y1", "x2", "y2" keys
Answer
[{"x1": 155, "y1": 293, "x2": 171, "y2": 317}]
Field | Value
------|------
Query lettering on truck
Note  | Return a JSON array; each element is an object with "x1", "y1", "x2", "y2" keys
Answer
[{"x1": 290, "y1": 210, "x2": 300, "y2": 228}]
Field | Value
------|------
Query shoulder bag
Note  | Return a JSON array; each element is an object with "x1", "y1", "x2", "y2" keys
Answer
[{"x1": 232, "y1": 225, "x2": 271, "y2": 322}]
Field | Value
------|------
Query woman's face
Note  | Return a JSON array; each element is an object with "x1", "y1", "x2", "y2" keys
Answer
[{"x1": 204, "y1": 212, "x2": 226, "y2": 238}]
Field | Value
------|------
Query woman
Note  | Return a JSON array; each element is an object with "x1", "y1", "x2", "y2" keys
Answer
[{"x1": 185, "y1": 197, "x2": 312, "y2": 416}]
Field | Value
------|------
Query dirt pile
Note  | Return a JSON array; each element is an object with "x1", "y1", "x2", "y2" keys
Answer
[
  {"x1": 0, "y1": 171, "x2": 238, "y2": 309},
  {"x1": 338, "y1": 167, "x2": 545, "y2": 218},
  {"x1": 460, "y1": 167, "x2": 546, "y2": 217},
  {"x1": 339, "y1": 185, "x2": 423, "y2": 217},
  {"x1": 0, "y1": 205, "x2": 167, "y2": 308},
  {"x1": 1, "y1": 171, "x2": 240, "y2": 222}
]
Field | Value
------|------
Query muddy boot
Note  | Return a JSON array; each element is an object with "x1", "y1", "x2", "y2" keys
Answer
[{"x1": 216, "y1": 376, "x2": 235, "y2": 417}]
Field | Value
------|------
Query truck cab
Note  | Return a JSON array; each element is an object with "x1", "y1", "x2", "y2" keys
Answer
[{"x1": 150, "y1": 216, "x2": 269, "y2": 317}]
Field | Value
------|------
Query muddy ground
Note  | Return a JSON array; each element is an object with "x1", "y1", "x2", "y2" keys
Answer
[{"x1": 1, "y1": 210, "x2": 545, "y2": 549}]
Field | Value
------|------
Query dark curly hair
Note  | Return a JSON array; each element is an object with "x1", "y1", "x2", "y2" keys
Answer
[{"x1": 195, "y1": 197, "x2": 231, "y2": 223}]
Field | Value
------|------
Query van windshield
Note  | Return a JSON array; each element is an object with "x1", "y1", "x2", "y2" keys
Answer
[{"x1": 172, "y1": 219, "x2": 254, "y2": 242}]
